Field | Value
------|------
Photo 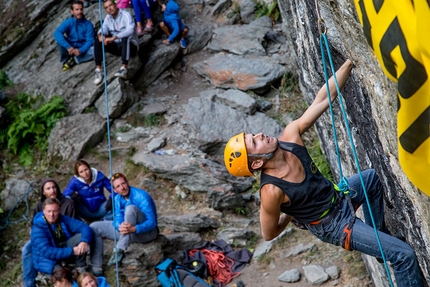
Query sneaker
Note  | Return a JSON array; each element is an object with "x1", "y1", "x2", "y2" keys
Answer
[
  {"x1": 62, "y1": 57, "x2": 76, "y2": 71},
  {"x1": 108, "y1": 249, "x2": 125, "y2": 266},
  {"x1": 144, "y1": 23, "x2": 154, "y2": 32},
  {"x1": 94, "y1": 68, "x2": 103, "y2": 85},
  {"x1": 180, "y1": 38, "x2": 187, "y2": 49},
  {"x1": 114, "y1": 67, "x2": 127, "y2": 79},
  {"x1": 136, "y1": 26, "x2": 145, "y2": 36}
]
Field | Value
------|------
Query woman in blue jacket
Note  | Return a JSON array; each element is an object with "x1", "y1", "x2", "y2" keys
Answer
[
  {"x1": 63, "y1": 160, "x2": 112, "y2": 222},
  {"x1": 77, "y1": 272, "x2": 110, "y2": 287}
]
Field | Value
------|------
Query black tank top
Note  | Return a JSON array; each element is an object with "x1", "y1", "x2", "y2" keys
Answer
[{"x1": 260, "y1": 141, "x2": 335, "y2": 223}]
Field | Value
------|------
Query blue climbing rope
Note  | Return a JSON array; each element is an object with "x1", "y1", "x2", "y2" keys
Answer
[
  {"x1": 0, "y1": 180, "x2": 40, "y2": 231},
  {"x1": 319, "y1": 33, "x2": 394, "y2": 286},
  {"x1": 96, "y1": 1, "x2": 120, "y2": 286}
]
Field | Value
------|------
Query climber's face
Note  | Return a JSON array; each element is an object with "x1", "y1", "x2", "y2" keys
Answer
[
  {"x1": 104, "y1": 0, "x2": 119, "y2": 16},
  {"x1": 71, "y1": 3, "x2": 84, "y2": 20}
]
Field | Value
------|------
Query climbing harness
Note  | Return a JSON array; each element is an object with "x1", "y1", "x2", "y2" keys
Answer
[
  {"x1": 0, "y1": 180, "x2": 39, "y2": 231},
  {"x1": 315, "y1": 1, "x2": 394, "y2": 285}
]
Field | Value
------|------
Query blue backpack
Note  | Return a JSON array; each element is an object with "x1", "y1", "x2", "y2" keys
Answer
[{"x1": 155, "y1": 258, "x2": 212, "y2": 287}]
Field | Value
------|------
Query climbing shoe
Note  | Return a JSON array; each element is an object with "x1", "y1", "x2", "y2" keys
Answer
[
  {"x1": 114, "y1": 67, "x2": 127, "y2": 79},
  {"x1": 108, "y1": 249, "x2": 125, "y2": 266},
  {"x1": 94, "y1": 68, "x2": 103, "y2": 85},
  {"x1": 62, "y1": 57, "x2": 76, "y2": 71}
]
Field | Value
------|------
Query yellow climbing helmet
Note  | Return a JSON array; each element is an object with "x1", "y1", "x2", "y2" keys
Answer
[{"x1": 224, "y1": 132, "x2": 253, "y2": 177}]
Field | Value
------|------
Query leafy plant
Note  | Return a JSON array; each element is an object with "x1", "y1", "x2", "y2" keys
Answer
[
  {"x1": 0, "y1": 69, "x2": 12, "y2": 89},
  {"x1": 0, "y1": 93, "x2": 67, "y2": 166},
  {"x1": 255, "y1": 0, "x2": 280, "y2": 23},
  {"x1": 144, "y1": 114, "x2": 161, "y2": 127}
]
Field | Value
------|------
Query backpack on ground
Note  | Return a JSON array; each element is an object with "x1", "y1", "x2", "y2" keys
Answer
[{"x1": 155, "y1": 258, "x2": 212, "y2": 287}]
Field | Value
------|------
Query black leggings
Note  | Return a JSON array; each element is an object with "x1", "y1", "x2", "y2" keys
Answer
[{"x1": 94, "y1": 36, "x2": 138, "y2": 66}]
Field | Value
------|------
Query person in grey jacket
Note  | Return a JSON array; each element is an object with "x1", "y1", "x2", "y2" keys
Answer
[{"x1": 93, "y1": 0, "x2": 138, "y2": 85}]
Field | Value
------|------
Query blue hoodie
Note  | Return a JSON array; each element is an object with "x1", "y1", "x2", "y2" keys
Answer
[
  {"x1": 54, "y1": 15, "x2": 94, "y2": 54},
  {"x1": 31, "y1": 212, "x2": 93, "y2": 274},
  {"x1": 63, "y1": 168, "x2": 112, "y2": 212},
  {"x1": 164, "y1": 0, "x2": 186, "y2": 42}
]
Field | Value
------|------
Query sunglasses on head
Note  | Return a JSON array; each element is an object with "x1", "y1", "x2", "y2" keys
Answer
[{"x1": 111, "y1": 173, "x2": 126, "y2": 181}]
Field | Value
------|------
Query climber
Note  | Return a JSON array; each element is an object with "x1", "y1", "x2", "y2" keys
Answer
[
  {"x1": 93, "y1": 0, "x2": 139, "y2": 85},
  {"x1": 224, "y1": 59, "x2": 423, "y2": 286},
  {"x1": 53, "y1": 0, "x2": 94, "y2": 71}
]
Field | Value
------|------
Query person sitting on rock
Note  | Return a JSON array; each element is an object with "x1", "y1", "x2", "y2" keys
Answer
[
  {"x1": 223, "y1": 59, "x2": 423, "y2": 287},
  {"x1": 31, "y1": 198, "x2": 103, "y2": 277},
  {"x1": 22, "y1": 178, "x2": 77, "y2": 287},
  {"x1": 53, "y1": 0, "x2": 94, "y2": 71},
  {"x1": 77, "y1": 272, "x2": 110, "y2": 287},
  {"x1": 63, "y1": 159, "x2": 113, "y2": 222},
  {"x1": 93, "y1": 0, "x2": 138, "y2": 85},
  {"x1": 90, "y1": 173, "x2": 158, "y2": 266},
  {"x1": 160, "y1": 0, "x2": 188, "y2": 48},
  {"x1": 132, "y1": 0, "x2": 159, "y2": 36}
]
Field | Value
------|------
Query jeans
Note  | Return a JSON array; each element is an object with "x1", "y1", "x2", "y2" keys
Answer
[
  {"x1": 90, "y1": 205, "x2": 158, "y2": 251},
  {"x1": 78, "y1": 201, "x2": 108, "y2": 222},
  {"x1": 306, "y1": 169, "x2": 422, "y2": 286},
  {"x1": 57, "y1": 44, "x2": 94, "y2": 64},
  {"x1": 131, "y1": 0, "x2": 158, "y2": 22},
  {"x1": 22, "y1": 240, "x2": 36, "y2": 287}
]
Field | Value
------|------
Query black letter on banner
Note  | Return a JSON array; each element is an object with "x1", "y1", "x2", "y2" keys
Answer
[
  {"x1": 380, "y1": 18, "x2": 427, "y2": 99},
  {"x1": 358, "y1": 0, "x2": 373, "y2": 49},
  {"x1": 399, "y1": 107, "x2": 430, "y2": 153},
  {"x1": 373, "y1": 0, "x2": 384, "y2": 13}
]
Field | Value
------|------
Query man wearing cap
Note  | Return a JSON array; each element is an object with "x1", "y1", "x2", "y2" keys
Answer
[
  {"x1": 223, "y1": 59, "x2": 423, "y2": 286},
  {"x1": 22, "y1": 178, "x2": 76, "y2": 287},
  {"x1": 90, "y1": 173, "x2": 158, "y2": 266}
]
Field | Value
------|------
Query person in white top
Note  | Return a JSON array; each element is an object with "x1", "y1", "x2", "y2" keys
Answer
[{"x1": 93, "y1": 0, "x2": 139, "y2": 85}]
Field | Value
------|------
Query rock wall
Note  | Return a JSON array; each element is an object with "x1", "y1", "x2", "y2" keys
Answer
[{"x1": 278, "y1": 0, "x2": 430, "y2": 285}]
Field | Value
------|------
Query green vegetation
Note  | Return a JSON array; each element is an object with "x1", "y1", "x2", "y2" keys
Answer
[
  {"x1": 0, "y1": 69, "x2": 12, "y2": 89},
  {"x1": 235, "y1": 206, "x2": 249, "y2": 215},
  {"x1": 279, "y1": 71, "x2": 300, "y2": 95},
  {"x1": 227, "y1": 2, "x2": 240, "y2": 18},
  {"x1": 145, "y1": 114, "x2": 161, "y2": 127},
  {"x1": 255, "y1": 0, "x2": 280, "y2": 23},
  {"x1": 0, "y1": 93, "x2": 67, "y2": 166}
]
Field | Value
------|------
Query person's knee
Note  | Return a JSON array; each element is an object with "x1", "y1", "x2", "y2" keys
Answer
[
  {"x1": 396, "y1": 245, "x2": 418, "y2": 266},
  {"x1": 160, "y1": 22, "x2": 165, "y2": 28}
]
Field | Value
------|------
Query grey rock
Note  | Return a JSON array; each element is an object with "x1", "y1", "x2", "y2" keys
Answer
[
  {"x1": 140, "y1": 102, "x2": 169, "y2": 117},
  {"x1": 206, "y1": 184, "x2": 247, "y2": 210},
  {"x1": 210, "y1": 0, "x2": 231, "y2": 15},
  {"x1": 240, "y1": 0, "x2": 257, "y2": 23},
  {"x1": 216, "y1": 89, "x2": 258, "y2": 114},
  {"x1": 0, "y1": 179, "x2": 32, "y2": 212},
  {"x1": 116, "y1": 127, "x2": 150, "y2": 143},
  {"x1": 278, "y1": 268, "x2": 301, "y2": 283},
  {"x1": 253, "y1": 228, "x2": 294, "y2": 262},
  {"x1": 158, "y1": 213, "x2": 219, "y2": 232},
  {"x1": 302, "y1": 265, "x2": 329, "y2": 285},
  {"x1": 147, "y1": 137, "x2": 166, "y2": 152},
  {"x1": 95, "y1": 78, "x2": 139, "y2": 119},
  {"x1": 207, "y1": 17, "x2": 272, "y2": 56},
  {"x1": 186, "y1": 24, "x2": 213, "y2": 55},
  {"x1": 325, "y1": 265, "x2": 340, "y2": 280},
  {"x1": 193, "y1": 53, "x2": 286, "y2": 92},
  {"x1": 281, "y1": 242, "x2": 317, "y2": 258},
  {"x1": 164, "y1": 232, "x2": 203, "y2": 251},
  {"x1": 47, "y1": 113, "x2": 106, "y2": 161},
  {"x1": 216, "y1": 228, "x2": 256, "y2": 247}
]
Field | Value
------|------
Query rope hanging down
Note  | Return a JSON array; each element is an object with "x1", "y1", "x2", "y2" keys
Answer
[
  {"x1": 318, "y1": 31, "x2": 394, "y2": 286},
  {"x1": 96, "y1": 1, "x2": 120, "y2": 286}
]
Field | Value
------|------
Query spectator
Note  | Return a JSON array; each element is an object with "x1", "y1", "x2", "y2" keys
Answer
[
  {"x1": 132, "y1": 0, "x2": 159, "y2": 36},
  {"x1": 93, "y1": 0, "x2": 138, "y2": 85},
  {"x1": 160, "y1": 0, "x2": 188, "y2": 48},
  {"x1": 31, "y1": 198, "x2": 103, "y2": 277},
  {"x1": 54, "y1": 0, "x2": 94, "y2": 71},
  {"x1": 90, "y1": 173, "x2": 158, "y2": 266},
  {"x1": 77, "y1": 272, "x2": 110, "y2": 287},
  {"x1": 22, "y1": 178, "x2": 76, "y2": 287},
  {"x1": 63, "y1": 160, "x2": 113, "y2": 222},
  {"x1": 50, "y1": 267, "x2": 77, "y2": 287}
]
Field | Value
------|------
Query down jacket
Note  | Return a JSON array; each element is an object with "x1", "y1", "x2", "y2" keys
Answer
[
  {"x1": 31, "y1": 212, "x2": 93, "y2": 274},
  {"x1": 113, "y1": 186, "x2": 157, "y2": 234},
  {"x1": 63, "y1": 168, "x2": 112, "y2": 212},
  {"x1": 54, "y1": 15, "x2": 94, "y2": 54}
]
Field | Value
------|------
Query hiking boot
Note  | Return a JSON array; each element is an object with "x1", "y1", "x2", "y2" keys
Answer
[
  {"x1": 94, "y1": 68, "x2": 103, "y2": 85},
  {"x1": 114, "y1": 67, "x2": 127, "y2": 79},
  {"x1": 144, "y1": 23, "x2": 154, "y2": 32},
  {"x1": 108, "y1": 249, "x2": 125, "y2": 266},
  {"x1": 89, "y1": 266, "x2": 103, "y2": 277},
  {"x1": 180, "y1": 38, "x2": 187, "y2": 49},
  {"x1": 136, "y1": 26, "x2": 145, "y2": 36},
  {"x1": 62, "y1": 57, "x2": 76, "y2": 71}
]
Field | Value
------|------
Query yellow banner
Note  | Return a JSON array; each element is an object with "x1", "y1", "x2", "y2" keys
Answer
[{"x1": 354, "y1": 0, "x2": 430, "y2": 195}]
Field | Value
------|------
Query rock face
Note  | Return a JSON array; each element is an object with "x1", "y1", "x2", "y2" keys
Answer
[{"x1": 277, "y1": 0, "x2": 430, "y2": 285}]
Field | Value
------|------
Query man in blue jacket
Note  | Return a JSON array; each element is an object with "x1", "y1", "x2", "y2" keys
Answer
[
  {"x1": 31, "y1": 198, "x2": 103, "y2": 277},
  {"x1": 53, "y1": 0, "x2": 94, "y2": 71},
  {"x1": 90, "y1": 173, "x2": 158, "y2": 266}
]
